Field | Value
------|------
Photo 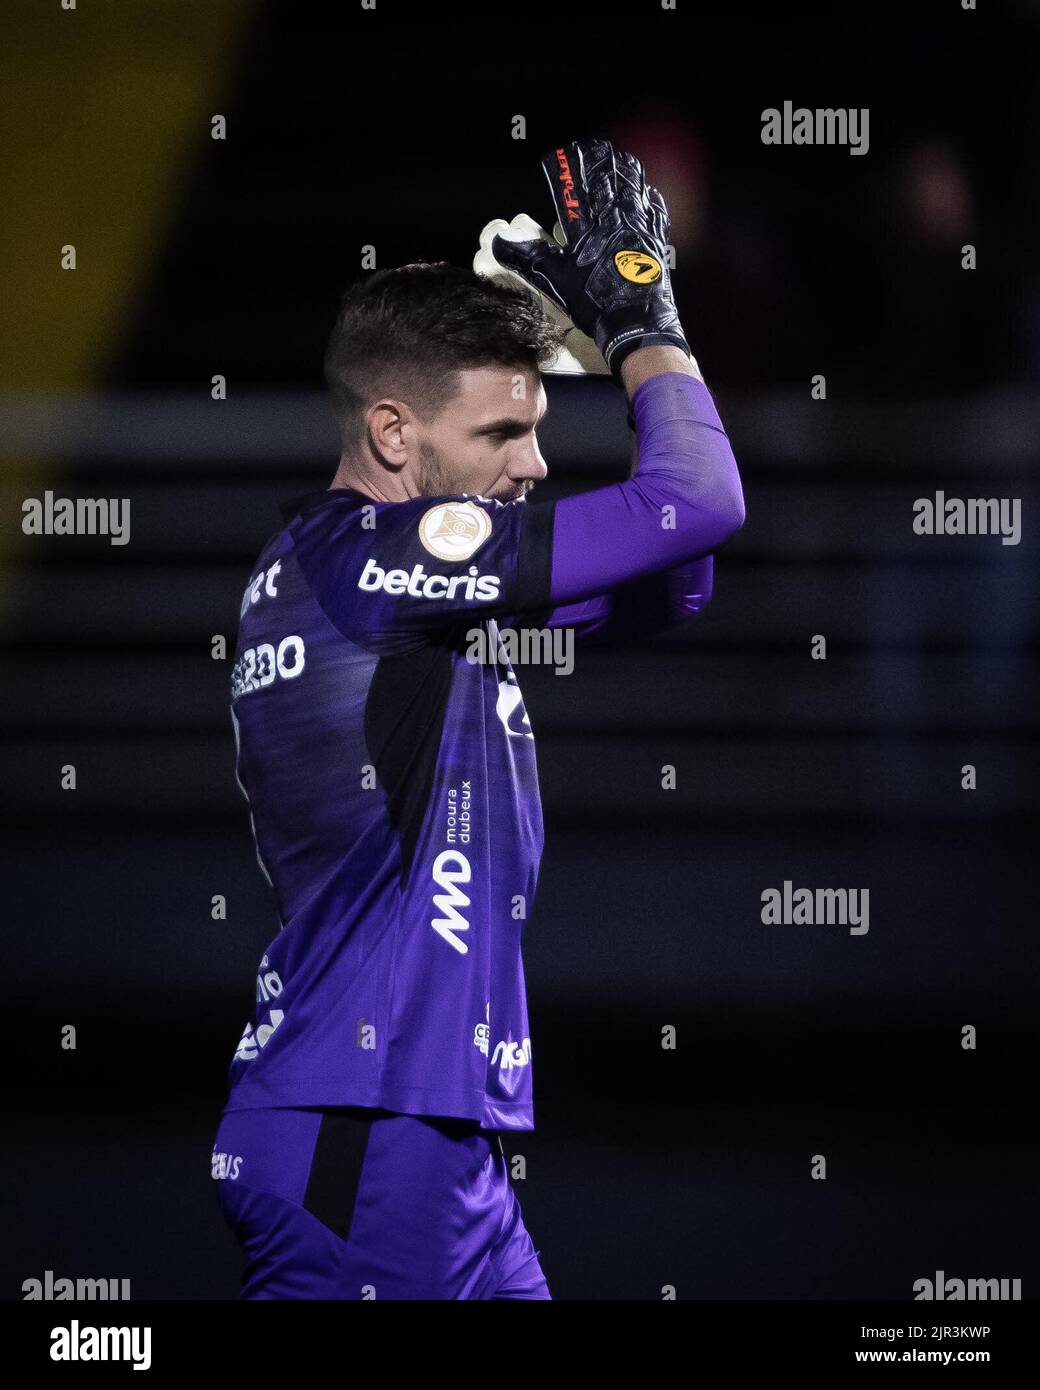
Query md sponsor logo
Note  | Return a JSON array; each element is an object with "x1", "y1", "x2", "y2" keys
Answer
[
  {"x1": 431, "y1": 849, "x2": 471, "y2": 954},
  {"x1": 358, "y1": 557, "x2": 501, "y2": 602}
]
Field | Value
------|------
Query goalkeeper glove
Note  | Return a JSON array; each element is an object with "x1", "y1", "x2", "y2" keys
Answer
[{"x1": 490, "y1": 138, "x2": 693, "y2": 381}]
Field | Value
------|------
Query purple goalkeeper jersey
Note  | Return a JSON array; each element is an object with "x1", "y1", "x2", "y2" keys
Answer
[
  {"x1": 221, "y1": 373, "x2": 745, "y2": 1131},
  {"x1": 224, "y1": 487, "x2": 557, "y2": 1129}
]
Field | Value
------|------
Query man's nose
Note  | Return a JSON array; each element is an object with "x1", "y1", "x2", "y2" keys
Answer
[{"x1": 508, "y1": 435, "x2": 548, "y2": 482}]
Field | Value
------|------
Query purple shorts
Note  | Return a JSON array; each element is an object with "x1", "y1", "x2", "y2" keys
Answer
[{"x1": 211, "y1": 1105, "x2": 550, "y2": 1300}]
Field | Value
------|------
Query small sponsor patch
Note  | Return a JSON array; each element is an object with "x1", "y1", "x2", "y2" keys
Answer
[{"x1": 418, "y1": 501, "x2": 493, "y2": 561}]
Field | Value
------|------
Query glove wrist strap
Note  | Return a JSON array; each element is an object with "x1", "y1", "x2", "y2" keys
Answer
[{"x1": 603, "y1": 328, "x2": 694, "y2": 381}]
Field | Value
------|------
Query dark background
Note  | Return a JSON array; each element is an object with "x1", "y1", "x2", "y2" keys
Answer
[{"x1": 3, "y1": 0, "x2": 1038, "y2": 1299}]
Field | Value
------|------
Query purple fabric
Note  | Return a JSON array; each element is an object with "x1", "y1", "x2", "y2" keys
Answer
[
  {"x1": 549, "y1": 373, "x2": 744, "y2": 605},
  {"x1": 226, "y1": 493, "x2": 547, "y2": 1130},
  {"x1": 544, "y1": 554, "x2": 714, "y2": 639},
  {"x1": 211, "y1": 1105, "x2": 550, "y2": 1299}
]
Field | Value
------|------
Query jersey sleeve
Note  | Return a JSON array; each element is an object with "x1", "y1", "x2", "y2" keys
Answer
[
  {"x1": 545, "y1": 374, "x2": 743, "y2": 605},
  {"x1": 540, "y1": 554, "x2": 715, "y2": 641},
  {"x1": 288, "y1": 492, "x2": 557, "y2": 654}
]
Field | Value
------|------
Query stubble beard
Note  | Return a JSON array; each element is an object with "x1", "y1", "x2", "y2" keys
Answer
[{"x1": 418, "y1": 440, "x2": 530, "y2": 503}]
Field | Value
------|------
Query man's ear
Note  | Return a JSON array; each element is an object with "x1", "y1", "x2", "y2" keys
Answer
[{"x1": 366, "y1": 399, "x2": 411, "y2": 471}]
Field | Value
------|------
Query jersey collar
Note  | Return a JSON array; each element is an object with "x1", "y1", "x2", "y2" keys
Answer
[{"x1": 278, "y1": 486, "x2": 371, "y2": 522}]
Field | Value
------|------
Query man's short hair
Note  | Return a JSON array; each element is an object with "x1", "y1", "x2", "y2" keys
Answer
[{"x1": 323, "y1": 262, "x2": 563, "y2": 452}]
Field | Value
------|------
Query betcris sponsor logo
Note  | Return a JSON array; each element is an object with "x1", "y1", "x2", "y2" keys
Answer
[
  {"x1": 359, "y1": 557, "x2": 501, "y2": 603},
  {"x1": 211, "y1": 1150, "x2": 243, "y2": 1181}
]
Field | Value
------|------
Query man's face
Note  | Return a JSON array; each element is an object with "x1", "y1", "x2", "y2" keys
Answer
[{"x1": 415, "y1": 364, "x2": 549, "y2": 503}]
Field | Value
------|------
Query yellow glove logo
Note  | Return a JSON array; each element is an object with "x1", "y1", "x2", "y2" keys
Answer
[{"x1": 614, "y1": 249, "x2": 662, "y2": 284}]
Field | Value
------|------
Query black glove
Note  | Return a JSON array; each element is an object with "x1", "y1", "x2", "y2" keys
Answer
[{"x1": 491, "y1": 138, "x2": 692, "y2": 380}]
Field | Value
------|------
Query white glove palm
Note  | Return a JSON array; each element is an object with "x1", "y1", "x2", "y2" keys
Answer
[{"x1": 473, "y1": 213, "x2": 610, "y2": 376}]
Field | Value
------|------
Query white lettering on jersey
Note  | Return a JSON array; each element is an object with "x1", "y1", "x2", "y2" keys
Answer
[
  {"x1": 239, "y1": 560, "x2": 282, "y2": 617},
  {"x1": 473, "y1": 1000, "x2": 490, "y2": 1056},
  {"x1": 233, "y1": 1007, "x2": 285, "y2": 1062},
  {"x1": 491, "y1": 1037, "x2": 532, "y2": 1071},
  {"x1": 430, "y1": 849, "x2": 472, "y2": 954},
  {"x1": 231, "y1": 634, "x2": 305, "y2": 698},
  {"x1": 255, "y1": 954, "x2": 283, "y2": 1002},
  {"x1": 495, "y1": 666, "x2": 533, "y2": 740},
  {"x1": 358, "y1": 557, "x2": 501, "y2": 603},
  {"x1": 210, "y1": 1150, "x2": 244, "y2": 1181}
]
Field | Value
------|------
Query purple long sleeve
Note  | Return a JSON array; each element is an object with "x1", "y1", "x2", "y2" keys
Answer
[
  {"x1": 543, "y1": 554, "x2": 714, "y2": 639},
  {"x1": 548, "y1": 373, "x2": 744, "y2": 605}
]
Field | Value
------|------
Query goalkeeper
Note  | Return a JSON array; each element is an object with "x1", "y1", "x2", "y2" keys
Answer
[{"x1": 212, "y1": 138, "x2": 745, "y2": 1300}]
